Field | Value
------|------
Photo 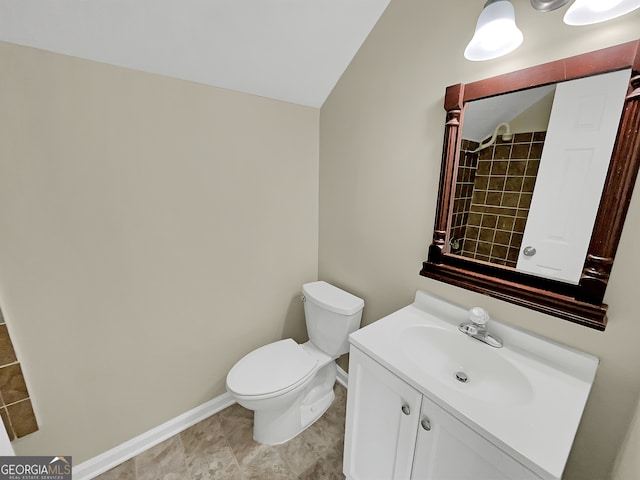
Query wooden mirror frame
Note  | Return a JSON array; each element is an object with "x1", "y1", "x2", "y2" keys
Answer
[{"x1": 420, "y1": 40, "x2": 640, "y2": 331}]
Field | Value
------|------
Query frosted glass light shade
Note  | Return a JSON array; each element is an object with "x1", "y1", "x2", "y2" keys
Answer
[
  {"x1": 564, "y1": 0, "x2": 640, "y2": 25},
  {"x1": 464, "y1": 0, "x2": 524, "y2": 61}
]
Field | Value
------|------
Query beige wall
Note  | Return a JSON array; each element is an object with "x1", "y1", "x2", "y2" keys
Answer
[
  {"x1": 0, "y1": 42, "x2": 319, "y2": 462},
  {"x1": 509, "y1": 91, "x2": 554, "y2": 134},
  {"x1": 319, "y1": 2, "x2": 640, "y2": 479},
  {"x1": 613, "y1": 393, "x2": 640, "y2": 480}
]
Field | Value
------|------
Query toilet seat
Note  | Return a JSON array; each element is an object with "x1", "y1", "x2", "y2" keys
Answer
[{"x1": 226, "y1": 339, "x2": 318, "y2": 400}]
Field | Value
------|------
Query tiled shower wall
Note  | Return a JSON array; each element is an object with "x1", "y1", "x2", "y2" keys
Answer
[
  {"x1": 452, "y1": 132, "x2": 545, "y2": 268},
  {"x1": 0, "y1": 307, "x2": 38, "y2": 440},
  {"x1": 451, "y1": 139, "x2": 479, "y2": 249}
]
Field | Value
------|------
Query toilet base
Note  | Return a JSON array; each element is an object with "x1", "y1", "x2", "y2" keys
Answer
[{"x1": 253, "y1": 362, "x2": 337, "y2": 444}]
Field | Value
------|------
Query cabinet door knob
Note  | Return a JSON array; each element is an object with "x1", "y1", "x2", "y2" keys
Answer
[
  {"x1": 421, "y1": 418, "x2": 431, "y2": 431},
  {"x1": 401, "y1": 404, "x2": 411, "y2": 416}
]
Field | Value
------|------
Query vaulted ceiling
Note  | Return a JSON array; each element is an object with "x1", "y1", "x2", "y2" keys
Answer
[{"x1": 0, "y1": 0, "x2": 390, "y2": 107}]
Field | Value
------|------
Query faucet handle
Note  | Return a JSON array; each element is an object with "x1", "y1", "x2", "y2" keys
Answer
[{"x1": 469, "y1": 307, "x2": 489, "y2": 326}]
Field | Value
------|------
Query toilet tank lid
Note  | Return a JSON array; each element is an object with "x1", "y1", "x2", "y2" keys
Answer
[{"x1": 302, "y1": 281, "x2": 364, "y2": 316}]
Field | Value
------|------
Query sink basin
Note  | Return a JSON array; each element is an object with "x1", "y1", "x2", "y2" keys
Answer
[
  {"x1": 400, "y1": 325, "x2": 534, "y2": 406},
  {"x1": 348, "y1": 290, "x2": 598, "y2": 480}
]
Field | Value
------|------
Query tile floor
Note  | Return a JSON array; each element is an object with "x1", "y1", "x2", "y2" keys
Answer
[{"x1": 94, "y1": 384, "x2": 347, "y2": 480}]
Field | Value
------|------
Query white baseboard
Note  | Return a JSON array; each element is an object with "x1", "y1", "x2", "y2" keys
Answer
[
  {"x1": 74, "y1": 368, "x2": 349, "y2": 480},
  {"x1": 336, "y1": 364, "x2": 348, "y2": 388},
  {"x1": 72, "y1": 393, "x2": 235, "y2": 480}
]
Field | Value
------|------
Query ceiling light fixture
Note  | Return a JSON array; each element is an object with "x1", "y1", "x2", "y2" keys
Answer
[
  {"x1": 563, "y1": 0, "x2": 640, "y2": 25},
  {"x1": 530, "y1": 0, "x2": 572, "y2": 12},
  {"x1": 466, "y1": 0, "x2": 640, "y2": 61},
  {"x1": 464, "y1": 0, "x2": 524, "y2": 61}
]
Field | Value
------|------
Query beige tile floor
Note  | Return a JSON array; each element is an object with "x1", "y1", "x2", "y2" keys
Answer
[{"x1": 94, "y1": 384, "x2": 347, "y2": 480}]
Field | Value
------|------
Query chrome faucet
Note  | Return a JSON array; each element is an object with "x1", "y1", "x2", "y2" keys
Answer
[{"x1": 458, "y1": 307, "x2": 503, "y2": 348}]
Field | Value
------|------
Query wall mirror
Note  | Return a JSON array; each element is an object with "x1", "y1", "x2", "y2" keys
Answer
[{"x1": 421, "y1": 40, "x2": 640, "y2": 330}]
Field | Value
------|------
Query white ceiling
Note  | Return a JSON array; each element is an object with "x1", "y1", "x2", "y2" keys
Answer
[{"x1": 0, "y1": 0, "x2": 390, "y2": 107}]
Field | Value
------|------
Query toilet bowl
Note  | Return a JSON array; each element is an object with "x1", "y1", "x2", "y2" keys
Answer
[{"x1": 226, "y1": 281, "x2": 364, "y2": 445}]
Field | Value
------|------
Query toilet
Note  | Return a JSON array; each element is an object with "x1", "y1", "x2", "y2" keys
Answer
[{"x1": 226, "y1": 281, "x2": 364, "y2": 445}]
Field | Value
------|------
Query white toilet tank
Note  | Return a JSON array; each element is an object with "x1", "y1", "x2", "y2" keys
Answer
[{"x1": 302, "y1": 281, "x2": 364, "y2": 357}]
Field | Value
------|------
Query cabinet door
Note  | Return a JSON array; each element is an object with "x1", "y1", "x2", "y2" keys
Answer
[
  {"x1": 411, "y1": 395, "x2": 541, "y2": 480},
  {"x1": 344, "y1": 347, "x2": 423, "y2": 480}
]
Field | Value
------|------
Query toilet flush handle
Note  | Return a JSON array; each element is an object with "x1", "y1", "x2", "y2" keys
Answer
[{"x1": 301, "y1": 294, "x2": 306, "y2": 302}]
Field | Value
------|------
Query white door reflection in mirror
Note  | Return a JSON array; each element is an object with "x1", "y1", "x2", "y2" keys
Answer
[
  {"x1": 0, "y1": 424, "x2": 14, "y2": 455},
  {"x1": 516, "y1": 69, "x2": 631, "y2": 283}
]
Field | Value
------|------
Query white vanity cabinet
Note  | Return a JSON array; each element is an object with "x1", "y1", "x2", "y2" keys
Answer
[
  {"x1": 344, "y1": 347, "x2": 542, "y2": 480},
  {"x1": 343, "y1": 345, "x2": 422, "y2": 479}
]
